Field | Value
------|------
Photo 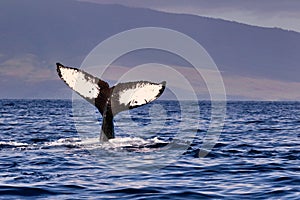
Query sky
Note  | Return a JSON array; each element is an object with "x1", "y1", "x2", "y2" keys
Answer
[{"x1": 82, "y1": 0, "x2": 300, "y2": 33}]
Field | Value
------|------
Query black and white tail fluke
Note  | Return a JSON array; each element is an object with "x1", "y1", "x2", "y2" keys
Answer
[
  {"x1": 110, "y1": 81, "x2": 166, "y2": 115},
  {"x1": 56, "y1": 63, "x2": 111, "y2": 114},
  {"x1": 56, "y1": 63, "x2": 166, "y2": 142}
]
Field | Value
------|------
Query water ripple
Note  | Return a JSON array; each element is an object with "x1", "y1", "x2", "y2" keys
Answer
[{"x1": 0, "y1": 100, "x2": 299, "y2": 199}]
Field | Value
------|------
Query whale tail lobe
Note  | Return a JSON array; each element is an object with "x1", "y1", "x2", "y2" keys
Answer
[{"x1": 56, "y1": 63, "x2": 166, "y2": 141}]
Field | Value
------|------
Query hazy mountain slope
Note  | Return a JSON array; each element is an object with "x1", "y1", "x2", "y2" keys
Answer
[{"x1": 0, "y1": 0, "x2": 299, "y2": 98}]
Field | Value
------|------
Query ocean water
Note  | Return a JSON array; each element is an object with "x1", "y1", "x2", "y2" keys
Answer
[{"x1": 0, "y1": 100, "x2": 299, "y2": 199}]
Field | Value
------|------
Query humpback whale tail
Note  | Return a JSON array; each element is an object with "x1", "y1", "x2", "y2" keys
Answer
[{"x1": 56, "y1": 63, "x2": 166, "y2": 142}]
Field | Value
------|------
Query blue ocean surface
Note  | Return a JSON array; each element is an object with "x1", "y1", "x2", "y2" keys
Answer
[{"x1": 0, "y1": 100, "x2": 299, "y2": 199}]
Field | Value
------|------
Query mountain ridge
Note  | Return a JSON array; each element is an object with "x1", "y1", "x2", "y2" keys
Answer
[{"x1": 0, "y1": 0, "x2": 299, "y2": 99}]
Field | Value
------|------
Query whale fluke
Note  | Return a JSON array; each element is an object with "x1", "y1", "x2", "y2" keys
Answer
[{"x1": 56, "y1": 63, "x2": 166, "y2": 142}]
